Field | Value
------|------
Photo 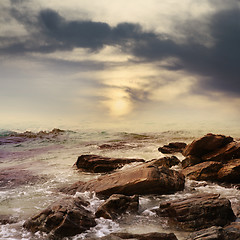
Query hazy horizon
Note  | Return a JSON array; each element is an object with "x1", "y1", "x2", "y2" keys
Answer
[{"x1": 1, "y1": 0, "x2": 240, "y2": 133}]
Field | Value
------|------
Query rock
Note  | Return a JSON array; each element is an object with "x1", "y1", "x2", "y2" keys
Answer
[
  {"x1": 112, "y1": 232, "x2": 178, "y2": 240},
  {"x1": 151, "y1": 156, "x2": 180, "y2": 168},
  {"x1": 90, "y1": 232, "x2": 178, "y2": 240},
  {"x1": 187, "y1": 223, "x2": 240, "y2": 240},
  {"x1": 217, "y1": 159, "x2": 240, "y2": 183},
  {"x1": 181, "y1": 156, "x2": 202, "y2": 169},
  {"x1": 157, "y1": 193, "x2": 236, "y2": 231},
  {"x1": 61, "y1": 162, "x2": 185, "y2": 197},
  {"x1": 181, "y1": 161, "x2": 223, "y2": 181},
  {"x1": 95, "y1": 194, "x2": 139, "y2": 219},
  {"x1": 0, "y1": 167, "x2": 45, "y2": 189},
  {"x1": 202, "y1": 141, "x2": 240, "y2": 163},
  {"x1": 187, "y1": 226, "x2": 224, "y2": 240},
  {"x1": 183, "y1": 133, "x2": 233, "y2": 158},
  {"x1": 223, "y1": 222, "x2": 240, "y2": 240},
  {"x1": 75, "y1": 154, "x2": 145, "y2": 173},
  {"x1": 23, "y1": 196, "x2": 96, "y2": 237},
  {"x1": 158, "y1": 142, "x2": 187, "y2": 154}
]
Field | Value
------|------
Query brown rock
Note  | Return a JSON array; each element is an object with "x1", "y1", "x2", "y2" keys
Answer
[
  {"x1": 112, "y1": 232, "x2": 178, "y2": 240},
  {"x1": 217, "y1": 159, "x2": 240, "y2": 183},
  {"x1": 158, "y1": 142, "x2": 187, "y2": 154},
  {"x1": 187, "y1": 226, "x2": 224, "y2": 240},
  {"x1": 183, "y1": 133, "x2": 233, "y2": 158},
  {"x1": 157, "y1": 193, "x2": 236, "y2": 231},
  {"x1": 89, "y1": 232, "x2": 178, "y2": 240},
  {"x1": 95, "y1": 194, "x2": 139, "y2": 219},
  {"x1": 181, "y1": 161, "x2": 223, "y2": 181},
  {"x1": 187, "y1": 223, "x2": 240, "y2": 240},
  {"x1": 61, "y1": 162, "x2": 185, "y2": 197},
  {"x1": 75, "y1": 154, "x2": 145, "y2": 173},
  {"x1": 202, "y1": 141, "x2": 240, "y2": 163},
  {"x1": 23, "y1": 196, "x2": 96, "y2": 237},
  {"x1": 151, "y1": 156, "x2": 180, "y2": 168},
  {"x1": 181, "y1": 156, "x2": 202, "y2": 169},
  {"x1": 223, "y1": 222, "x2": 240, "y2": 240}
]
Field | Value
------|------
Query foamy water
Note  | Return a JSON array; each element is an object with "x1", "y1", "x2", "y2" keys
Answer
[{"x1": 0, "y1": 129, "x2": 239, "y2": 240}]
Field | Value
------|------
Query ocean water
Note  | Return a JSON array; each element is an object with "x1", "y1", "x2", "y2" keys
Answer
[{"x1": 0, "y1": 128, "x2": 239, "y2": 240}]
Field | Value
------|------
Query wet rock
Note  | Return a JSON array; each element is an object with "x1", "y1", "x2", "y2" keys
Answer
[
  {"x1": 181, "y1": 156, "x2": 202, "y2": 169},
  {"x1": 202, "y1": 141, "x2": 240, "y2": 163},
  {"x1": 90, "y1": 232, "x2": 178, "y2": 240},
  {"x1": 181, "y1": 161, "x2": 223, "y2": 181},
  {"x1": 183, "y1": 133, "x2": 233, "y2": 158},
  {"x1": 75, "y1": 154, "x2": 145, "y2": 173},
  {"x1": 217, "y1": 159, "x2": 240, "y2": 183},
  {"x1": 95, "y1": 194, "x2": 139, "y2": 219},
  {"x1": 61, "y1": 162, "x2": 185, "y2": 196},
  {"x1": 23, "y1": 196, "x2": 96, "y2": 237},
  {"x1": 157, "y1": 193, "x2": 236, "y2": 231},
  {"x1": 151, "y1": 156, "x2": 181, "y2": 168},
  {"x1": 0, "y1": 215, "x2": 18, "y2": 224},
  {"x1": 187, "y1": 226, "x2": 224, "y2": 240},
  {"x1": 158, "y1": 142, "x2": 187, "y2": 154},
  {"x1": 223, "y1": 222, "x2": 240, "y2": 240},
  {"x1": 187, "y1": 223, "x2": 240, "y2": 240}
]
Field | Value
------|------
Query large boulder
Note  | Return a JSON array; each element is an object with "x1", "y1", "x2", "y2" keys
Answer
[
  {"x1": 95, "y1": 194, "x2": 139, "y2": 219},
  {"x1": 181, "y1": 161, "x2": 223, "y2": 181},
  {"x1": 158, "y1": 142, "x2": 187, "y2": 154},
  {"x1": 23, "y1": 196, "x2": 96, "y2": 237},
  {"x1": 75, "y1": 154, "x2": 145, "y2": 173},
  {"x1": 61, "y1": 161, "x2": 185, "y2": 197},
  {"x1": 183, "y1": 133, "x2": 233, "y2": 158},
  {"x1": 157, "y1": 194, "x2": 236, "y2": 231}
]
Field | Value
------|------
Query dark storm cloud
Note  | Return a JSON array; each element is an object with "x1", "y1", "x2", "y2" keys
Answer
[{"x1": 1, "y1": 5, "x2": 240, "y2": 96}]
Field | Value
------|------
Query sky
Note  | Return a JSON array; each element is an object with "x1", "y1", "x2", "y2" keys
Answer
[{"x1": 0, "y1": 0, "x2": 240, "y2": 132}]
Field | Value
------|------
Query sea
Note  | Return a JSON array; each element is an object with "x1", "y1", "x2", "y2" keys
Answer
[{"x1": 0, "y1": 126, "x2": 240, "y2": 240}]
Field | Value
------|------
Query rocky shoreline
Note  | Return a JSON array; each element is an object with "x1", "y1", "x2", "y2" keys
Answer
[{"x1": 22, "y1": 133, "x2": 240, "y2": 239}]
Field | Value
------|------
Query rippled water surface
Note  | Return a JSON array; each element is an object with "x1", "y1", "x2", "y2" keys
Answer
[{"x1": 0, "y1": 129, "x2": 239, "y2": 240}]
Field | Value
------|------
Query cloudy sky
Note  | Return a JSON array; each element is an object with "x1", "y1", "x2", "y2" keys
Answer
[{"x1": 1, "y1": 0, "x2": 240, "y2": 131}]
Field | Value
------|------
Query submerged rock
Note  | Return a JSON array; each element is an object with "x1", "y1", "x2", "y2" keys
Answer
[
  {"x1": 0, "y1": 167, "x2": 45, "y2": 189},
  {"x1": 95, "y1": 194, "x2": 139, "y2": 219},
  {"x1": 158, "y1": 142, "x2": 187, "y2": 154},
  {"x1": 23, "y1": 196, "x2": 96, "y2": 237},
  {"x1": 62, "y1": 161, "x2": 185, "y2": 196},
  {"x1": 75, "y1": 154, "x2": 145, "y2": 173},
  {"x1": 157, "y1": 193, "x2": 236, "y2": 231}
]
